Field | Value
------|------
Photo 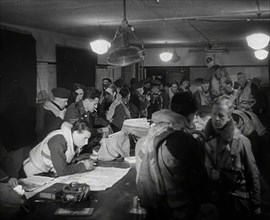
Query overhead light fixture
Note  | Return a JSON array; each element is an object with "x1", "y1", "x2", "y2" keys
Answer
[
  {"x1": 106, "y1": 0, "x2": 144, "y2": 66},
  {"x1": 160, "y1": 52, "x2": 173, "y2": 62},
  {"x1": 90, "y1": 39, "x2": 111, "y2": 55},
  {"x1": 246, "y1": 33, "x2": 270, "y2": 50},
  {"x1": 254, "y1": 49, "x2": 269, "y2": 60}
]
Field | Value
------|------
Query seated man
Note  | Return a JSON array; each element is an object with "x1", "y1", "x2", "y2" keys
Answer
[
  {"x1": 23, "y1": 121, "x2": 94, "y2": 177},
  {"x1": 105, "y1": 84, "x2": 131, "y2": 132},
  {"x1": 136, "y1": 92, "x2": 214, "y2": 220},
  {"x1": 204, "y1": 95, "x2": 261, "y2": 219}
]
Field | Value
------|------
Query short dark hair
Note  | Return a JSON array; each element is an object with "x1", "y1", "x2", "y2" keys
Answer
[
  {"x1": 72, "y1": 120, "x2": 91, "y2": 133},
  {"x1": 237, "y1": 72, "x2": 244, "y2": 76},
  {"x1": 73, "y1": 83, "x2": 84, "y2": 91},
  {"x1": 225, "y1": 80, "x2": 233, "y2": 86},
  {"x1": 102, "y1": 78, "x2": 112, "y2": 83},
  {"x1": 170, "y1": 92, "x2": 198, "y2": 117},
  {"x1": 171, "y1": 81, "x2": 179, "y2": 86},
  {"x1": 212, "y1": 65, "x2": 221, "y2": 71},
  {"x1": 180, "y1": 77, "x2": 189, "y2": 84},
  {"x1": 119, "y1": 87, "x2": 130, "y2": 98},
  {"x1": 194, "y1": 78, "x2": 209, "y2": 86},
  {"x1": 106, "y1": 84, "x2": 117, "y2": 95},
  {"x1": 82, "y1": 87, "x2": 100, "y2": 100},
  {"x1": 114, "y1": 79, "x2": 124, "y2": 89}
]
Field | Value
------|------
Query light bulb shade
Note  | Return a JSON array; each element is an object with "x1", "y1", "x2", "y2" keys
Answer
[
  {"x1": 254, "y1": 49, "x2": 269, "y2": 60},
  {"x1": 246, "y1": 33, "x2": 270, "y2": 50},
  {"x1": 160, "y1": 52, "x2": 173, "y2": 62},
  {"x1": 90, "y1": 39, "x2": 111, "y2": 55},
  {"x1": 107, "y1": 46, "x2": 144, "y2": 66}
]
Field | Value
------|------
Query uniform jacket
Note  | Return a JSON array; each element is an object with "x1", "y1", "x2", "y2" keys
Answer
[
  {"x1": 204, "y1": 119, "x2": 260, "y2": 209},
  {"x1": 136, "y1": 110, "x2": 207, "y2": 219},
  {"x1": 129, "y1": 92, "x2": 149, "y2": 118},
  {"x1": 41, "y1": 101, "x2": 66, "y2": 139}
]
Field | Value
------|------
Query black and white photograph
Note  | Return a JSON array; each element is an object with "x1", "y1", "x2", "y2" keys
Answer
[{"x1": 0, "y1": 0, "x2": 269, "y2": 220}]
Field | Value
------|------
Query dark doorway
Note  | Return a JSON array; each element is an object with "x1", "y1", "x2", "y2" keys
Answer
[
  {"x1": 0, "y1": 29, "x2": 37, "y2": 150},
  {"x1": 56, "y1": 46, "x2": 97, "y2": 90}
]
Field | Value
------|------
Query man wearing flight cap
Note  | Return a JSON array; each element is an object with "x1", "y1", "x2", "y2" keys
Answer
[{"x1": 39, "y1": 87, "x2": 70, "y2": 140}]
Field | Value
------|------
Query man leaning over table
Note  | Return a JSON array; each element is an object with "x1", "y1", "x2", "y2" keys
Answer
[{"x1": 23, "y1": 121, "x2": 94, "y2": 177}]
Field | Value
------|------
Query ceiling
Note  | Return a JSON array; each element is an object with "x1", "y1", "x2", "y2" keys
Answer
[{"x1": 0, "y1": 0, "x2": 270, "y2": 48}]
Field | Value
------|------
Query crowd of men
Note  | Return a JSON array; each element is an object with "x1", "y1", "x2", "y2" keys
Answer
[{"x1": 0, "y1": 65, "x2": 269, "y2": 220}]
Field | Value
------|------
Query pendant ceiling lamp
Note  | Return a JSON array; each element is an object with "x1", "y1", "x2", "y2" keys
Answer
[
  {"x1": 90, "y1": 24, "x2": 111, "y2": 55},
  {"x1": 246, "y1": 33, "x2": 270, "y2": 50},
  {"x1": 246, "y1": 1, "x2": 270, "y2": 50},
  {"x1": 254, "y1": 49, "x2": 269, "y2": 60},
  {"x1": 90, "y1": 39, "x2": 111, "y2": 55},
  {"x1": 160, "y1": 52, "x2": 173, "y2": 62},
  {"x1": 107, "y1": 0, "x2": 144, "y2": 66}
]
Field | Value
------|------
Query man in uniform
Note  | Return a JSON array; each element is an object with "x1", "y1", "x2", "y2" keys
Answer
[
  {"x1": 204, "y1": 95, "x2": 261, "y2": 219},
  {"x1": 40, "y1": 87, "x2": 70, "y2": 140}
]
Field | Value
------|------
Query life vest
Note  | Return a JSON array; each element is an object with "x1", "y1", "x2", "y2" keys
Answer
[
  {"x1": 29, "y1": 123, "x2": 75, "y2": 173},
  {"x1": 232, "y1": 110, "x2": 255, "y2": 136},
  {"x1": 136, "y1": 110, "x2": 190, "y2": 207}
]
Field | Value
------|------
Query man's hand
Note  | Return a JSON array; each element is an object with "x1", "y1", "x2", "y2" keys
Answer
[
  {"x1": 8, "y1": 178, "x2": 18, "y2": 188},
  {"x1": 80, "y1": 159, "x2": 94, "y2": 171}
]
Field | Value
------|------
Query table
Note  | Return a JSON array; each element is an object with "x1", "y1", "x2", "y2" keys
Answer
[{"x1": 20, "y1": 166, "x2": 146, "y2": 220}]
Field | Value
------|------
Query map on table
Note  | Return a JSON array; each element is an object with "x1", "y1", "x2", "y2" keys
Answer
[
  {"x1": 24, "y1": 166, "x2": 130, "y2": 199},
  {"x1": 56, "y1": 167, "x2": 131, "y2": 191}
]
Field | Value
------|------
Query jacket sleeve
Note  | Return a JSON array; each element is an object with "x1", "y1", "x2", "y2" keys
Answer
[
  {"x1": 48, "y1": 135, "x2": 87, "y2": 176},
  {"x1": 64, "y1": 104, "x2": 80, "y2": 124},
  {"x1": 241, "y1": 135, "x2": 261, "y2": 209},
  {"x1": 43, "y1": 111, "x2": 62, "y2": 135},
  {"x1": 110, "y1": 104, "x2": 126, "y2": 132}
]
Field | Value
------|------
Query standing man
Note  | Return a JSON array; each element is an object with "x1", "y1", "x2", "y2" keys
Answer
[
  {"x1": 40, "y1": 87, "x2": 70, "y2": 140},
  {"x1": 193, "y1": 78, "x2": 211, "y2": 107},
  {"x1": 136, "y1": 92, "x2": 213, "y2": 220},
  {"x1": 179, "y1": 77, "x2": 191, "y2": 93},
  {"x1": 204, "y1": 95, "x2": 261, "y2": 219}
]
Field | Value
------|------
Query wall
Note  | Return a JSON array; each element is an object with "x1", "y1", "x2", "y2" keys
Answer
[
  {"x1": 144, "y1": 48, "x2": 269, "y2": 66},
  {"x1": 99, "y1": 47, "x2": 269, "y2": 85},
  {"x1": 1, "y1": 22, "x2": 91, "y2": 101},
  {"x1": 143, "y1": 48, "x2": 269, "y2": 85}
]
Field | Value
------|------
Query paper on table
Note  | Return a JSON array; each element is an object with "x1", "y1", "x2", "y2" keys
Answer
[
  {"x1": 19, "y1": 176, "x2": 55, "y2": 192},
  {"x1": 25, "y1": 166, "x2": 130, "y2": 199},
  {"x1": 56, "y1": 167, "x2": 130, "y2": 191}
]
